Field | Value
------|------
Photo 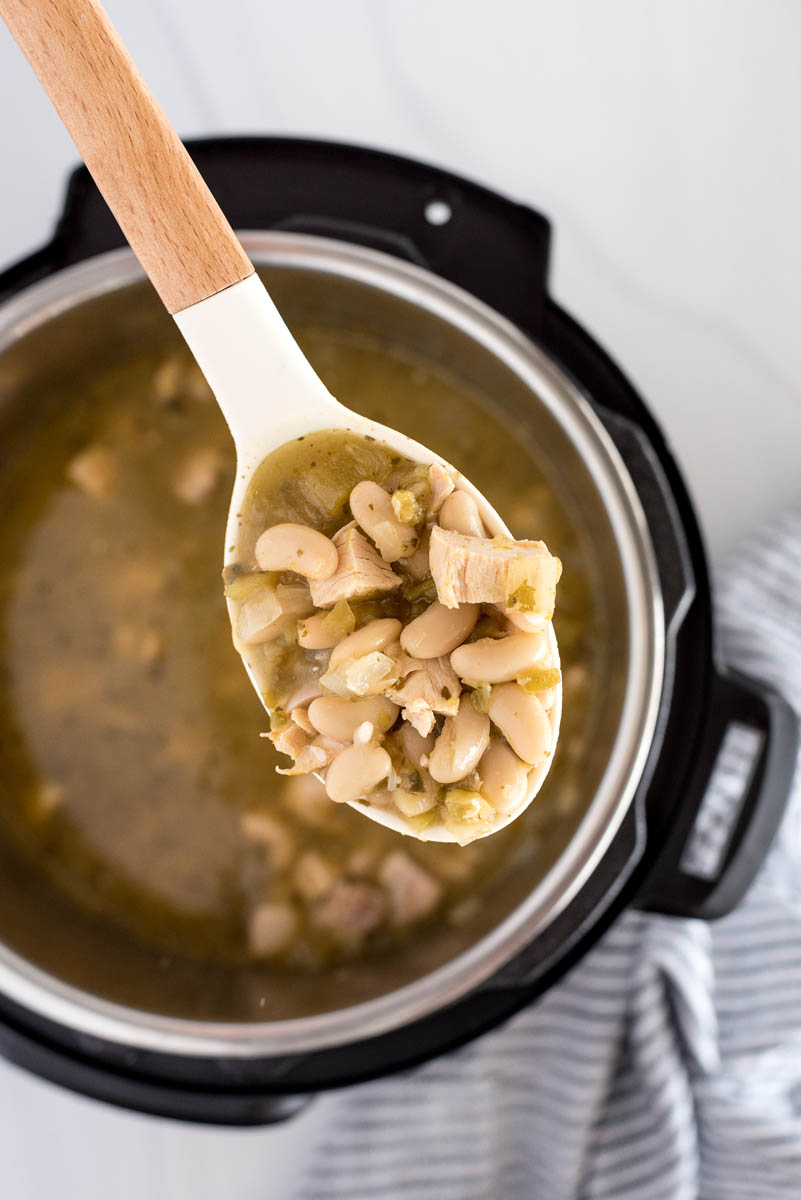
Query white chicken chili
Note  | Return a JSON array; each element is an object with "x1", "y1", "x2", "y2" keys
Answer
[{"x1": 226, "y1": 430, "x2": 562, "y2": 843}]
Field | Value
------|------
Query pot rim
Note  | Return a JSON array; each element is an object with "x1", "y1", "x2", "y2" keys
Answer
[{"x1": 0, "y1": 234, "x2": 664, "y2": 1056}]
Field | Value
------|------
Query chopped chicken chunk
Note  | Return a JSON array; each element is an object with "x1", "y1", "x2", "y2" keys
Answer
[
  {"x1": 172, "y1": 446, "x2": 225, "y2": 504},
  {"x1": 309, "y1": 526, "x2": 402, "y2": 607},
  {"x1": 429, "y1": 526, "x2": 561, "y2": 618},
  {"x1": 275, "y1": 743, "x2": 324, "y2": 776},
  {"x1": 311, "y1": 881, "x2": 386, "y2": 945},
  {"x1": 293, "y1": 851, "x2": 339, "y2": 902},
  {"x1": 378, "y1": 850, "x2": 444, "y2": 925},
  {"x1": 66, "y1": 444, "x2": 116, "y2": 498},
  {"x1": 270, "y1": 718, "x2": 345, "y2": 776},
  {"x1": 240, "y1": 812, "x2": 295, "y2": 871},
  {"x1": 386, "y1": 655, "x2": 461, "y2": 736},
  {"x1": 268, "y1": 720, "x2": 309, "y2": 762}
]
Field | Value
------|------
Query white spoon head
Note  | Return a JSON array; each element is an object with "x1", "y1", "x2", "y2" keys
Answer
[{"x1": 175, "y1": 273, "x2": 561, "y2": 843}]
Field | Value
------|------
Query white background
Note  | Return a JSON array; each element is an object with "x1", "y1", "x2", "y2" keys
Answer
[{"x1": 1, "y1": 2, "x2": 800, "y2": 1196}]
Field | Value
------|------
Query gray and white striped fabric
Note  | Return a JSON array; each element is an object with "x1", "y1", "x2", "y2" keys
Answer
[{"x1": 294, "y1": 503, "x2": 801, "y2": 1200}]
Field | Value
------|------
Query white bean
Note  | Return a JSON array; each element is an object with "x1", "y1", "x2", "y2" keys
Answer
[
  {"x1": 350, "y1": 481, "x2": 418, "y2": 562},
  {"x1": 503, "y1": 606, "x2": 548, "y2": 634},
  {"x1": 479, "y1": 739, "x2": 530, "y2": 814},
  {"x1": 399, "y1": 529, "x2": 430, "y2": 580},
  {"x1": 450, "y1": 630, "x2": 549, "y2": 683},
  {"x1": 297, "y1": 612, "x2": 341, "y2": 649},
  {"x1": 329, "y1": 618, "x2": 402, "y2": 667},
  {"x1": 488, "y1": 682, "x2": 552, "y2": 766},
  {"x1": 391, "y1": 789, "x2": 438, "y2": 816},
  {"x1": 428, "y1": 695, "x2": 491, "y2": 784},
  {"x1": 398, "y1": 721, "x2": 435, "y2": 768},
  {"x1": 308, "y1": 695, "x2": 399, "y2": 741},
  {"x1": 400, "y1": 601, "x2": 479, "y2": 660},
  {"x1": 255, "y1": 523, "x2": 338, "y2": 580},
  {"x1": 438, "y1": 489, "x2": 486, "y2": 537},
  {"x1": 324, "y1": 743, "x2": 392, "y2": 804}
]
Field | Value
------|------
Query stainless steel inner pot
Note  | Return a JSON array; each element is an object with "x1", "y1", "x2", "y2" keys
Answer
[{"x1": 0, "y1": 234, "x2": 662, "y2": 1056}]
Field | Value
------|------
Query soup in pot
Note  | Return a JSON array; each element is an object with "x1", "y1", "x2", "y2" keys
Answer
[{"x1": 0, "y1": 307, "x2": 595, "y2": 974}]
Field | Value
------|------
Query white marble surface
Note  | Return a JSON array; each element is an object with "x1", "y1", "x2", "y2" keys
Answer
[{"x1": 0, "y1": 1, "x2": 800, "y2": 1196}]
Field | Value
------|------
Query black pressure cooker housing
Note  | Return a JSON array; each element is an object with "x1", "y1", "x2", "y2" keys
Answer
[{"x1": 0, "y1": 138, "x2": 796, "y2": 1123}]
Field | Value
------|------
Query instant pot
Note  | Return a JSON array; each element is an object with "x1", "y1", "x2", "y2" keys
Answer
[{"x1": 0, "y1": 138, "x2": 796, "y2": 1124}]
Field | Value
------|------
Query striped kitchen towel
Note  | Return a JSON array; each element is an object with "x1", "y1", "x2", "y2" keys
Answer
[{"x1": 294, "y1": 501, "x2": 801, "y2": 1200}]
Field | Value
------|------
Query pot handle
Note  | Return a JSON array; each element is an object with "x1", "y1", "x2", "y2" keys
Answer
[
  {"x1": 636, "y1": 666, "x2": 798, "y2": 920},
  {"x1": 595, "y1": 407, "x2": 695, "y2": 631}
]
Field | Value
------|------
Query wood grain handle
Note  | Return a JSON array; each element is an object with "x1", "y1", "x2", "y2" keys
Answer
[{"x1": 0, "y1": 0, "x2": 253, "y2": 313}]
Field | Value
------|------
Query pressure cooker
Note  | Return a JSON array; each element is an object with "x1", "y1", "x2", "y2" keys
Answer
[{"x1": 0, "y1": 138, "x2": 796, "y2": 1123}]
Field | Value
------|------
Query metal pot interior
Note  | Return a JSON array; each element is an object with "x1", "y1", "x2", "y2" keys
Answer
[{"x1": 0, "y1": 237, "x2": 660, "y2": 1054}]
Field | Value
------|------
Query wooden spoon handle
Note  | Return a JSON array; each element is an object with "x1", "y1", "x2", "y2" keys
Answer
[{"x1": 0, "y1": 0, "x2": 253, "y2": 313}]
